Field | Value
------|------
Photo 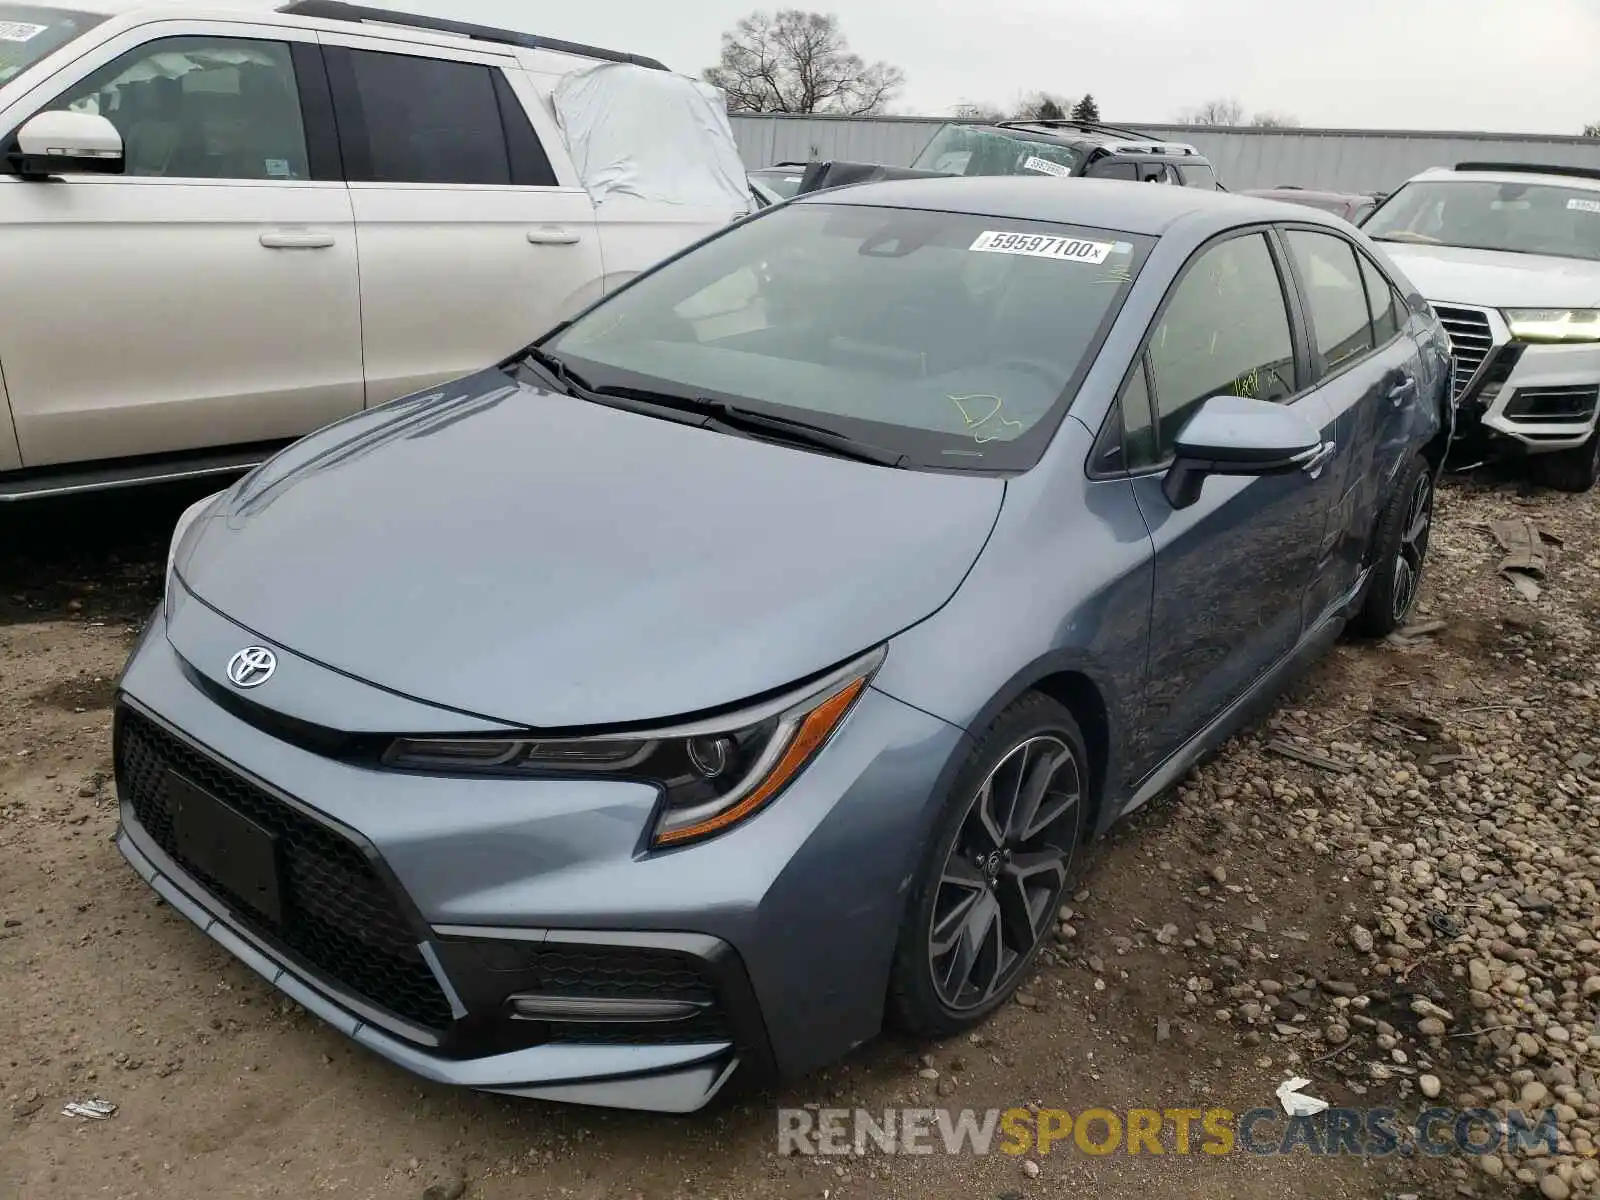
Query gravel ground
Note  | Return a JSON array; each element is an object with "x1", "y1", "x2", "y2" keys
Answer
[{"x1": 1, "y1": 469, "x2": 1597, "y2": 1200}]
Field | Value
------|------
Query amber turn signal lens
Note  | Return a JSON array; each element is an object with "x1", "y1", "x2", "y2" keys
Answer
[{"x1": 652, "y1": 676, "x2": 867, "y2": 847}]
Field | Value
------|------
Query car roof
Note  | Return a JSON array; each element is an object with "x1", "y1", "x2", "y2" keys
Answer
[
  {"x1": 793, "y1": 176, "x2": 1349, "y2": 238},
  {"x1": 1407, "y1": 165, "x2": 1600, "y2": 193},
  {"x1": 966, "y1": 121, "x2": 1205, "y2": 159}
]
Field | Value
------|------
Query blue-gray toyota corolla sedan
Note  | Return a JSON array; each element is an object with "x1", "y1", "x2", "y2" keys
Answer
[{"x1": 115, "y1": 178, "x2": 1451, "y2": 1113}]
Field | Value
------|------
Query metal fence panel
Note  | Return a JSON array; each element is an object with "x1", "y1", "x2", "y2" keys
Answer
[{"x1": 730, "y1": 114, "x2": 1600, "y2": 195}]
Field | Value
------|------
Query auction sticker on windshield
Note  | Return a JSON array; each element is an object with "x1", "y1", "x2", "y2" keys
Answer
[
  {"x1": 970, "y1": 231, "x2": 1116, "y2": 264},
  {"x1": 1568, "y1": 198, "x2": 1600, "y2": 214},
  {"x1": 1022, "y1": 156, "x2": 1071, "y2": 178},
  {"x1": 0, "y1": 21, "x2": 48, "y2": 40}
]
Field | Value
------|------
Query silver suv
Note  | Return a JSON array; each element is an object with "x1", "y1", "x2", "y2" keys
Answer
[{"x1": 1364, "y1": 162, "x2": 1600, "y2": 491}]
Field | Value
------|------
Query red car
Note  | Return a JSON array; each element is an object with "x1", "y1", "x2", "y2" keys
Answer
[{"x1": 1243, "y1": 187, "x2": 1381, "y2": 225}]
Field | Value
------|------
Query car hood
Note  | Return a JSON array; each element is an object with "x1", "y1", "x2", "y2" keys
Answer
[
  {"x1": 178, "y1": 370, "x2": 1006, "y2": 729},
  {"x1": 1378, "y1": 242, "x2": 1600, "y2": 309}
]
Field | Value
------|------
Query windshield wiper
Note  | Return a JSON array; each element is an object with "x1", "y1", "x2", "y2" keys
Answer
[
  {"x1": 517, "y1": 345, "x2": 593, "y2": 395},
  {"x1": 514, "y1": 353, "x2": 729, "y2": 429},
  {"x1": 593, "y1": 386, "x2": 910, "y2": 467}
]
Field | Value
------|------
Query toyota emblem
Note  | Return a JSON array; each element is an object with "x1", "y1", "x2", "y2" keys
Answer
[{"x1": 227, "y1": 646, "x2": 277, "y2": 689}]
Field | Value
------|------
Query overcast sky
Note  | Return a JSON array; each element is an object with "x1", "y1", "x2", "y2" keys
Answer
[{"x1": 382, "y1": 0, "x2": 1600, "y2": 135}]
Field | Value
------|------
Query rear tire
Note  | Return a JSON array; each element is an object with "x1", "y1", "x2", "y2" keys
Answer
[
  {"x1": 1353, "y1": 455, "x2": 1433, "y2": 638},
  {"x1": 1531, "y1": 429, "x2": 1600, "y2": 494},
  {"x1": 887, "y1": 694, "x2": 1088, "y2": 1039}
]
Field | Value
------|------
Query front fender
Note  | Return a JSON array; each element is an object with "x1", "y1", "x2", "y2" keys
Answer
[{"x1": 872, "y1": 423, "x2": 1155, "y2": 824}]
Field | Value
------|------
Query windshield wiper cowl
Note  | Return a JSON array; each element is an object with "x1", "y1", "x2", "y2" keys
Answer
[{"x1": 591, "y1": 387, "x2": 910, "y2": 468}]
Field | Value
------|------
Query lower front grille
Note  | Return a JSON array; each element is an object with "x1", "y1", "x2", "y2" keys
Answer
[
  {"x1": 117, "y1": 708, "x2": 455, "y2": 1034},
  {"x1": 1433, "y1": 304, "x2": 1496, "y2": 401},
  {"x1": 1503, "y1": 384, "x2": 1600, "y2": 424}
]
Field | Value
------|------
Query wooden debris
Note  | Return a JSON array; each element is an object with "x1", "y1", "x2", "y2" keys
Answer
[{"x1": 1265, "y1": 739, "x2": 1354, "y2": 774}]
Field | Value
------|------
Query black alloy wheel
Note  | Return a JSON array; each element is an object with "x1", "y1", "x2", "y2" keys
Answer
[{"x1": 889, "y1": 693, "x2": 1089, "y2": 1036}]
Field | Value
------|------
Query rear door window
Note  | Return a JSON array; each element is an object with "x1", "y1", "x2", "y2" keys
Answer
[
  {"x1": 1177, "y1": 162, "x2": 1217, "y2": 189},
  {"x1": 1086, "y1": 160, "x2": 1138, "y2": 181},
  {"x1": 329, "y1": 48, "x2": 555, "y2": 186},
  {"x1": 1358, "y1": 254, "x2": 1406, "y2": 343},
  {"x1": 1285, "y1": 230, "x2": 1377, "y2": 372}
]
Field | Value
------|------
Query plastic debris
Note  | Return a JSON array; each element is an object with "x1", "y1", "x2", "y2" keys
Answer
[
  {"x1": 1275, "y1": 1077, "x2": 1329, "y2": 1118},
  {"x1": 61, "y1": 1099, "x2": 117, "y2": 1120}
]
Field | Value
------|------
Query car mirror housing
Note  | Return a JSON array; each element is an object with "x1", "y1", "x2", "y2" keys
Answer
[
  {"x1": 1162, "y1": 395, "x2": 1324, "y2": 510},
  {"x1": 8, "y1": 111, "x2": 125, "y2": 180}
]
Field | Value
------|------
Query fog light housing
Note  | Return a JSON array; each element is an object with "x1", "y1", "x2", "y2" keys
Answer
[{"x1": 506, "y1": 994, "x2": 709, "y2": 1023}]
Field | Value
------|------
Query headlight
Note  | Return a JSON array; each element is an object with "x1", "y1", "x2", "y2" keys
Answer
[
  {"x1": 1502, "y1": 309, "x2": 1600, "y2": 343},
  {"x1": 164, "y1": 491, "x2": 224, "y2": 608},
  {"x1": 385, "y1": 647, "x2": 885, "y2": 848}
]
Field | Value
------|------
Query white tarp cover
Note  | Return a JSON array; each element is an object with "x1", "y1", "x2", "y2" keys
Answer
[{"x1": 554, "y1": 62, "x2": 751, "y2": 211}]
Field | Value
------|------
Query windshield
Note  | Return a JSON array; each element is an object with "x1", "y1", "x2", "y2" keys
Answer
[
  {"x1": 544, "y1": 202, "x2": 1150, "y2": 471},
  {"x1": 1364, "y1": 179, "x2": 1600, "y2": 262},
  {"x1": 911, "y1": 123, "x2": 1083, "y2": 179},
  {"x1": 0, "y1": 5, "x2": 103, "y2": 86},
  {"x1": 752, "y1": 168, "x2": 804, "y2": 198}
]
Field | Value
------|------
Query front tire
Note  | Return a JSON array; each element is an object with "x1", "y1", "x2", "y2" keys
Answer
[
  {"x1": 1353, "y1": 454, "x2": 1433, "y2": 637},
  {"x1": 1531, "y1": 428, "x2": 1600, "y2": 494},
  {"x1": 888, "y1": 693, "x2": 1088, "y2": 1038}
]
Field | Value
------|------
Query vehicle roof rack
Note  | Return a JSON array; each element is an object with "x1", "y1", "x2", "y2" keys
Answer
[
  {"x1": 1453, "y1": 161, "x2": 1600, "y2": 182},
  {"x1": 277, "y1": 1, "x2": 669, "y2": 70},
  {"x1": 1096, "y1": 138, "x2": 1199, "y2": 157},
  {"x1": 994, "y1": 119, "x2": 1149, "y2": 140}
]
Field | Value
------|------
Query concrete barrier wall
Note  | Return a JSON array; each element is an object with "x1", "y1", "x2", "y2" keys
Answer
[{"x1": 730, "y1": 114, "x2": 1600, "y2": 194}]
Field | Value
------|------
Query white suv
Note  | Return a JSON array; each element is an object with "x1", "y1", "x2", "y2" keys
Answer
[
  {"x1": 0, "y1": 0, "x2": 752, "y2": 500},
  {"x1": 1364, "y1": 162, "x2": 1600, "y2": 491}
]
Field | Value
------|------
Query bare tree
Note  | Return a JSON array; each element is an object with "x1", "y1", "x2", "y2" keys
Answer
[
  {"x1": 1250, "y1": 111, "x2": 1300, "y2": 128},
  {"x1": 952, "y1": 100, "x2": 1006, "y2": 122},
  {"x1": 1071, "y1": 94, "x2": 1101, "y2": 124},
  {"x1": 1586, "y1": 122, "x2": 1600, "y2": 138},
  {"x1": 703, "y1": 11, "x2": 904, "y2": 115},
  {"x1": 1179, "y1": 97, "x2": 1245, "y2": 126}
]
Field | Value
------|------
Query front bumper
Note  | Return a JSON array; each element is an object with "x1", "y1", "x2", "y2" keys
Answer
[
  {"x1": 116, "y1": 821, "x2": 739, "y2": 1111},
  {"x1": 113, "y1": 597, "x2": 965, "y2": 1110},
  {"x1": 1444, "y1": 305, "x2": 1600, "y2": 452}
]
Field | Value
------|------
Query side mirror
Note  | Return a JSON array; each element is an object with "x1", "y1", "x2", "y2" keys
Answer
[
  {"x1": 8, "y1": 111, "x2": 124, "y2": 179},
  {"x1": 1162, "y1": 394, "x2": 1324, "y2": 510}
]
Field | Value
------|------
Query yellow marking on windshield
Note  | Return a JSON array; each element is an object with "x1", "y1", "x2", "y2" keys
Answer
[{"x1": 950, "y1": 393, "x2": 1026, "y2": 444}]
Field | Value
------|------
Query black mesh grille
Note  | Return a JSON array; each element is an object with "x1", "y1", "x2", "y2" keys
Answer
[
  {"x1": 118, "y1": 709, "x2": 454, "y2": 1034},
  {"x1": 523, "y1": 944, "x2": 733, "y2": 1045}
]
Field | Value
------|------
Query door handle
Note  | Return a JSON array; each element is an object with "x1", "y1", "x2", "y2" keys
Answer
[
  {"x1": 1297, "y1": 440, "x2": 1337, "y2": 478},
  {"x1": 527, "y1": 227, "x2": 581, "y2": 246},
  {"x1": 1387, "y1": 375, "x2": 1417, "y2": 406},
  {"x1": 260, "y1": 231, "x2": 335, "y2": 250}
]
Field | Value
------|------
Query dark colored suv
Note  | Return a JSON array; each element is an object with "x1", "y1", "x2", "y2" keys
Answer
[{"x1": 793, "y1": 120, "x2": 1221, "y2": 197}]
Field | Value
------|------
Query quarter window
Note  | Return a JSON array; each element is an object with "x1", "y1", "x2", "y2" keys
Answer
[
  {"x1": 1121, "y1": 357, "x2": 1159, "y2": 469},
  {"x1": 338, "y1": 50, "x2": 554, "y2": 186},
  {"x1": 46, "y1": 36, "x2": 308, "y2": 180},
  {"x1": 1147, "y1": 233, "x2": 1297, "y2": 454},
  {"x1": 1286, "y1": 230, "x2": 1375, "y2": 372}
]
